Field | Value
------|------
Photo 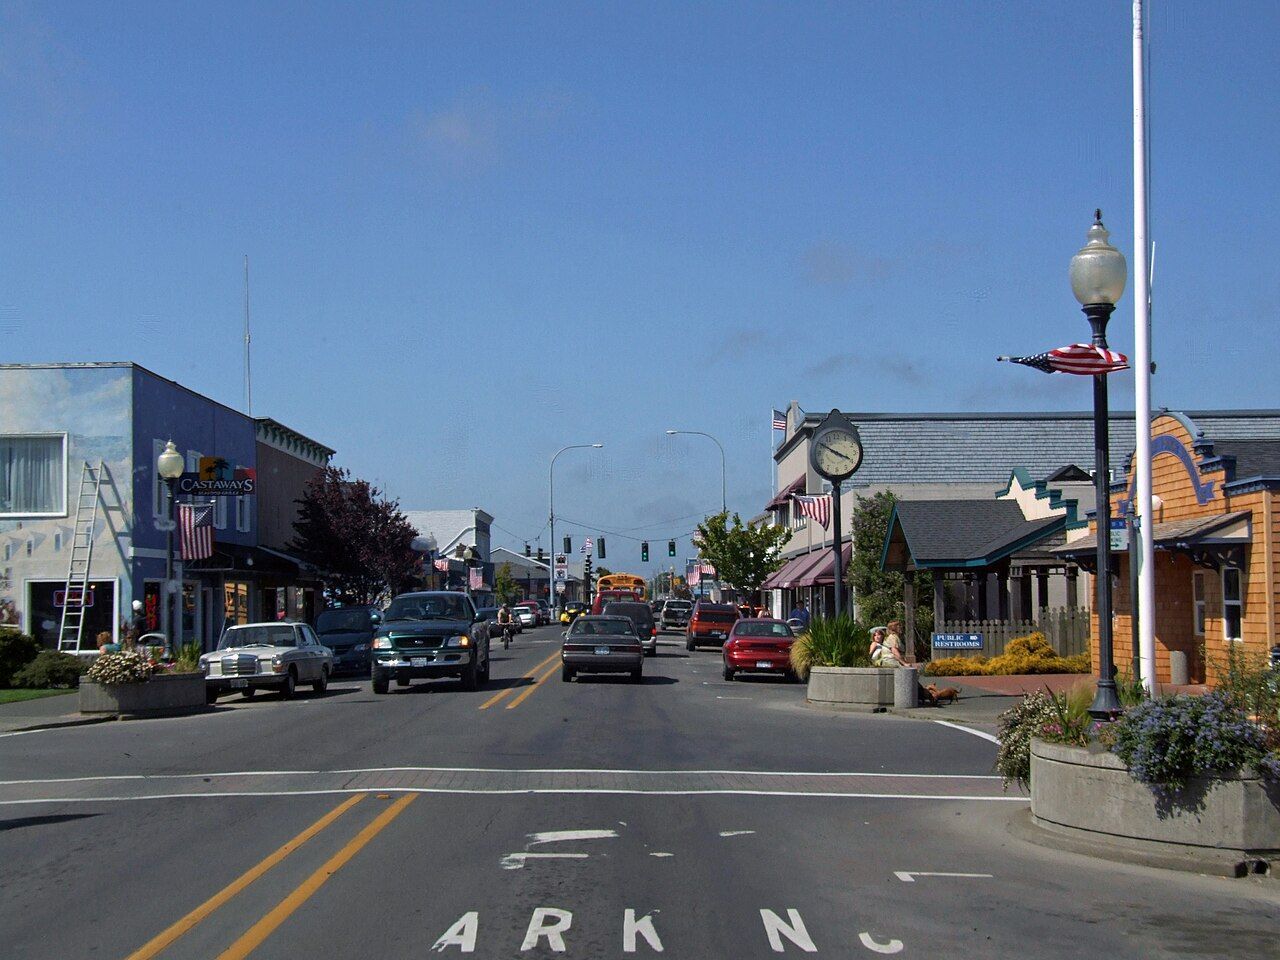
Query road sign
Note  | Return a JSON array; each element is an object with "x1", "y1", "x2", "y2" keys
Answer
[
  {"x1": 932, "y1": 633, "x2": 983, "y2": 650},
  {"x1": 555, "y1": 581, "x2": 566, "y2": 594},
  {"x1": 1109, "y1": 517, "x2": 1129, "y2": 551},
  {"x1": 554, "y1": 554, "x2": 568, "y2": 581}
]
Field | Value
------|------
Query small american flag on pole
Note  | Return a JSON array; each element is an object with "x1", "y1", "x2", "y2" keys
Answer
[
  {"x1": 581, "y1": 537, "x2": 593, "y2": 555},
  {"x1": 793, "y1": 494, "x2": 832, "y2": 530},
  {"x1": 998, "y1": 343, "x2": 1129, "y2": 375},
  {"x1": 772, "y1": 409, "x2": 787, "y2": 431},
  {"x1": 433, "y1": 557, "x2": 450, "y2": 573},
  {"x1": 178, "y1": 502, "x2": 214, "y2": 560}
]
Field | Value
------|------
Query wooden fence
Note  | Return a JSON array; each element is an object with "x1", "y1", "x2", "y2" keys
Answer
[{"x1": 935, "y1": 607, "x2": 1090, "y2": 659}]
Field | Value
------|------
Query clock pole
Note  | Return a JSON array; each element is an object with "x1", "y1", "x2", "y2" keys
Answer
[{"x1": 831, "y1": 479, "x2": 844, "y2": 615}]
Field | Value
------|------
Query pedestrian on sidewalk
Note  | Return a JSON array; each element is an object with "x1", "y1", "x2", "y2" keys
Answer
[
  {"x1": 788, "y1": 599, "x2": 810, "y2": 629},
  {"x1": 885, "y1": 619, "x2": 909, "y2": 664}
]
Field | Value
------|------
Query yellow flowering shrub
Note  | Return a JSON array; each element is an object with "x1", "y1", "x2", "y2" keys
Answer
[{"x1": 924, "y1": 633, "x2": 1091, "y2": 676}]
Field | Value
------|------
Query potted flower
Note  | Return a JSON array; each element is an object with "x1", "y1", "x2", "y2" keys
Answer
[{"x1": 79, "y1": 646, "x2": 208, "y2": 717}]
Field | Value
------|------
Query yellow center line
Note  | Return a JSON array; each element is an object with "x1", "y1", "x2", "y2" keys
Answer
[
  {"x1": 505, "y1": 658, "x2": 564, "y2": 710},
  {"x1": 479, "y1": 648, "x2": 562, "y2": 710},
  {"x1": 124, "y1": 793, "x2": 366, "y2": 960},
  {"x1": 216, "y1": 794, "x2": 417, "y2": 960}
]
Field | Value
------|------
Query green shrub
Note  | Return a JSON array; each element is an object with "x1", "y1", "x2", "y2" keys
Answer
[
  {"x1": 0, "y1": 628, "x2": 42, "y2": 688},
  {"x1": 789, "y1": 615, "x2": 870, "y2": 680},
  {"x1": 11, "y1": 651, "x2": 86, "y2": 689},
  {"x1": 173, "y1": 642, "x2": 202, "y2": 674}
]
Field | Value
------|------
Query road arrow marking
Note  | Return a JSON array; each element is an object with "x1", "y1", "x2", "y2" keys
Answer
[
  {"x1": 529, "y1": 829, "x2": 617, "y2": 845},
  {"x1": 501, "y1": 852, "x2": 589, "y2": 870},
  {"x1": 894, "y1": 871, "x2": 993, "y2": 882}
]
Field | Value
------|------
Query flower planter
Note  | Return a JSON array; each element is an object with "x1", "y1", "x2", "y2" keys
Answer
[
  {"x1": 806, "y1": 667, "x2": 899, "y2": 709},
  {"x1": 79, "y1": 672, "x2": 208, "y2": 718},
  {"x1": 1030, "y1": 739, "x2": 1280, "y2": 855}
]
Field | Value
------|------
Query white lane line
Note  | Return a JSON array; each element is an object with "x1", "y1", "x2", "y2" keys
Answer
[
  {"x1": 715, "y1": 696, "x2": 752, "y2": 701},
  {"x1": 0, "y1": 789, "x2": 1030, "y2": 804},
  {"x1": 894, "y1": 871, "x2": 993, "y2": 882},
  {"x1": 719, "y1": 830, "x2": 755, "y2": 837},
  {"x1": 501, "y1": 852, "x2": 589, "y2": 870},
  {"x1": 931, "y1": 720, "x2": 999, "y2": 744},
  {"x1": 649, "y1": 852, "x2": 673, "y2": 857},
  {"x1": 529, "y1": 829, "x2": 617, "y2": 845}
]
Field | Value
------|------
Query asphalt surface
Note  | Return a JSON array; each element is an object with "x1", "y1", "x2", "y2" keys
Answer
[{"x1": 2, "y1": 625, "x2": 1277, "y2": 959}]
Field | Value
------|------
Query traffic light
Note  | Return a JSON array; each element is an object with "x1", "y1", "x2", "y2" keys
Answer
[
  {"x1": 667, "y1": 540, "x2": 676, "y2": 557},
  {"x1": 536, "y1": 546, "x2": 545, "y2": 563},
  {"x1": 641, "y1": 541, "x2": 649, "y2": 562},
  {"x1": 524, "y1": 542, "x2": 531, "y2": 557},
  {"x1": 563, "y1": 536, "x2": 571, "y2": 553},
  {"x1": 598, "y1": 537, "x2": 606, "y2": 559}
]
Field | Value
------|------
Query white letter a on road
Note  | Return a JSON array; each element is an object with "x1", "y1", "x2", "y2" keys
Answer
[
  {"x1": 760, "y1": 909, "x2": 817, "y2": 952},
  {"x1": 522, "y1": 908, "x2": 573, "y2": 952},
  {"x1": 432, "y1": 912, "x2": 478, "y2": 952},
  {"x1": 623, "y1": 908, "x2": 664, "y2": 952}
]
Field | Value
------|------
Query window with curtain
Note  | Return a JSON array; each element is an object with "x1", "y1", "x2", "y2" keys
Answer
[
  {"x1": 1222, "y1": 567, "x2": 1243, "y2": 642},
  {"x1": 1, "y1": 435, "x2": 66, "y2": 517}
]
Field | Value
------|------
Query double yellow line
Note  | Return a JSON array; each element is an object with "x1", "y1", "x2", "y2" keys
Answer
[
  {"x1": 126, "y1": 793, "x2": 415, "y2": 960},
  {"x1": 479, "y1": 647, "x2": 562, "y2": 711}
]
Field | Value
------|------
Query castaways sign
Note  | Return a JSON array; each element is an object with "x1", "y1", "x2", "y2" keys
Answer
[{"x1": 178, "y1": 457, "x2": 257, "y2": 496}]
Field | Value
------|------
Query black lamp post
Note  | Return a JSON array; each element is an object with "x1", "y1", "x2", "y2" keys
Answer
[
  {"x1": 156, "y1": 440, "x2": 185, "y2": 652},
  {"x1": 1069, "y1": 211, "x2": 1128, "y2": 719}
]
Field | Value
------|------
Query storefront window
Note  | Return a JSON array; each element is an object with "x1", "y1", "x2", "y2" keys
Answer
[
  {"x1": 1192, "y1": 572, "x2": 1206, "y2": 636},
  {"x1": 224, "y1": 580, "x2": 250, "y2": 628},
  {"x1": 26, "y1": 580, "x2": 116, "y2": 650},
  {"x1": 1, "y1": 434, "x2": 66, "y2": 517},
  {"x1": 1222, "y1": 567, "x2": 1243, "y2": 642}
]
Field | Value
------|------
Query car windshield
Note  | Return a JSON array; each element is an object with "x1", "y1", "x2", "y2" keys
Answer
[
  {"x1": 218, "y1": 625, "x2": 296, "y2": 649},
  {"x1": 665, "y1": 601, "x2": 691, "y2": 611},
  {"x1": 476, "y1": 607, "x2": 498, "y2": 618},
  {"x1": 735, "y1": 621, "x2": 793, "y2": 638},
  {"x1": 603, "y1": 603, "x2": 652, "y2": 623},
  {"x1": 383, "y1": 595, "x2": 472, "y2": 621},
  {"x1": 570, "y1": 618, "x2": 636, "y2": 637},
  {"x1": 314, "y1": 609, "x2": 370, "y2": 634}
]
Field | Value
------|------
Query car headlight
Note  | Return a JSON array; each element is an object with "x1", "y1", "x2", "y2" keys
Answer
[
  {"x1": 445, "y1": 635, "x2": 470, "y2": 648},
  {"x1": 372, "y1": 637, "x2": 392, "y2": 650}
]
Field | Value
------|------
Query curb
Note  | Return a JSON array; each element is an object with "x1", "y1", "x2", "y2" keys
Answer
[{"x1": 0, "y1": 715, "x2": 115, "y2": 734}]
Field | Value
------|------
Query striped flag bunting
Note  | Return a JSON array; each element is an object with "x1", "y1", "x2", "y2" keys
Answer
[
  {"x1": 793, "y1": 494, "x2": 832, "y2": 530},
  {"x1": 581, "y1": 537, "x2": 593, "y2": 555},
  {"x1": 772, "y1": 409, "x2": 787, "y2": 430},
  {"x1": 469, "y1": 567, "x2": 484, "y2": 591},
  {"x1": 178, "y1": 502, "x2": 214, "y2": 560},
  {"x1": 998, "y1": 343, "x2": 1129, "y2": 375},
  {"x1": 433, "y1": 558, "x2": 451, "y2": 573}
]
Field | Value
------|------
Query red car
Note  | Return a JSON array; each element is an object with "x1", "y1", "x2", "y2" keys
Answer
[{"x1": 722, "y1": 618, "x2": 797, "y2": 681}]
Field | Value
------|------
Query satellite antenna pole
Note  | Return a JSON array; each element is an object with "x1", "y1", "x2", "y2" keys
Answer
[{"x1": 244, "y1": 254, "x2": 253, "y2": 416}]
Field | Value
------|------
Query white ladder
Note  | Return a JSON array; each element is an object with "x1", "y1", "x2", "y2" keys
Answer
[{"x1": 58, "y1": 461, "x2": 104, "y2": 653}]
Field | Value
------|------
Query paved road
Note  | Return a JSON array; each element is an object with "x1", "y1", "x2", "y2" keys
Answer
[{"x1": 2, "y1": 626, "x2": 1277, "y2": 959}]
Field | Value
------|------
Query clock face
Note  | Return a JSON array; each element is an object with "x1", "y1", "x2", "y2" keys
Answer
[{"x1": 813, "y1": 428, "x2": 863, "y2": 478}]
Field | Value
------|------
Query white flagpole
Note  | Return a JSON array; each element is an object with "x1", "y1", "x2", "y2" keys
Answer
[{"x1": 1133, "y1": 0, "x2": 1157, "y2": 692}]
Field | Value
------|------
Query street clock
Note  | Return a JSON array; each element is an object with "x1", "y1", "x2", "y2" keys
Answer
[{"x1": 809, "y1": 410, "x2": 864, "y2": 482}]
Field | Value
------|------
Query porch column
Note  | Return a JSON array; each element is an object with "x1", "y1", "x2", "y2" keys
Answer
[
  {"x1": 1066, "y1": 567, "x2": 1079, "y2": 610},
  {"x1": 1036, "y1": 570, "x2": 1050, "y2": 620},
  {"x1": 933, "y1": 575, "x2": 946, "y2": 629},
  {"x1": 997, "y1": 567, "x2": 1010, "y2": 621},
  {"x1": 903, "y1": 577, "x2": 917, "y2": 662},
  {"x1": 976, "y1": 572, "x2": 989, "y2": 620}
]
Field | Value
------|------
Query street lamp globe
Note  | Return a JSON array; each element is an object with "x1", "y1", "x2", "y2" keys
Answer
[
  {"x1": 1069, "y1": 210, "x2": 1127, "y2": 307},
  {"x1": 157, "y1": 440, "x2": 185, "y2": 480},
  {"x1": 462, "y1": 546, "x2": 476, "y2": 563}
]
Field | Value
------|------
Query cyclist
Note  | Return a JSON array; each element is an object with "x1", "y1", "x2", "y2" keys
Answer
[{"x1": 496, "y1": 604, "x2": 515, "y2": 648}]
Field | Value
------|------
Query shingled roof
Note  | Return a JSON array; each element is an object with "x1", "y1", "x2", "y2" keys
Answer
[{"x1": 882, "y1": 499, "x2": 1065, "y2": 571}]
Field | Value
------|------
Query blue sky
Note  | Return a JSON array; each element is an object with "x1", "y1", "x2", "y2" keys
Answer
[{"x1": 3, "y1": 1, "x2": 1277, "y2": 570}]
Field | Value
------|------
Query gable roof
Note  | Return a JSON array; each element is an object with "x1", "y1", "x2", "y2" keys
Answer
[{"x1": 882, "y1": 499, "x2": 1065, "y2": 571}]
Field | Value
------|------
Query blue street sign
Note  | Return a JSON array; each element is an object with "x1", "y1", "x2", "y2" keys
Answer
[{"x1": 932, "y1": 633, "x2": 983, "y2": 650}]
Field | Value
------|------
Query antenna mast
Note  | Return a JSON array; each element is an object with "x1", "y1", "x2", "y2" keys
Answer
[{"x1": 243, "y1": 254, "x2": 252, "y2": 416}]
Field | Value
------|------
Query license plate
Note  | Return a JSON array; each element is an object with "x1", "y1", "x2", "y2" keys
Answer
[
  {"x1": 594, "y1": 646, "x2": 611, "y2": 656},
  {"x1": 410, "y1": 657, "x2": 430, "y2": 667},
  {"x1": 229, "y1": 679, "x2": 247, "y2": 688},
  {"x1": 709, "y1": 632, "x2": 724, "y2": 639},
  {"x1": 756, "y1": 661, "x2": 773, "y2": 669}
]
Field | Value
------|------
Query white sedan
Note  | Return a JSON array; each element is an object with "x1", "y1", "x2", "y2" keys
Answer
[{"x1": 201, "y1": 622, "x2": 333, "y2": 702}]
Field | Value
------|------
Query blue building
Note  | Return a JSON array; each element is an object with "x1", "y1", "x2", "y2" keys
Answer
[{"x1": 0, "y1": 363, "x2": 333, "y2": 651}]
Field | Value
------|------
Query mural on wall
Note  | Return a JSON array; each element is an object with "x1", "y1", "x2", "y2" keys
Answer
[{"x1": 0, "y1": 367, "x2": 133, "y2": 643}]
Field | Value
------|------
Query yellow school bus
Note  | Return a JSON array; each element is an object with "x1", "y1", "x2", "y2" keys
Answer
[{"x1": 595, "y1": 573, "x2": 647, "y2": 601}]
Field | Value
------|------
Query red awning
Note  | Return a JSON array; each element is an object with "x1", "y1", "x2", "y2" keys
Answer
[
  {"x1": 764, "y1": 476, "x2": 805, "y2": 511},
  {"x1": 775, "y1": 550, "x2": 830, "y2": 589},
  {"x1": 795, "y1": 543, "x2": 853, "y2": 588},
  {"x1": 763, "y1": 552, "x2": 813, "y2": 590}
]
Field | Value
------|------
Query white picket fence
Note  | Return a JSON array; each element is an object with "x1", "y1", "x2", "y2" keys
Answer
[{"x1": 935, "y1": 607, "x2": 1090, "y2": 659}]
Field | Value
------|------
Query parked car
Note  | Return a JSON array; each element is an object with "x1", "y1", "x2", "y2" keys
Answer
[
  {"x1": 370, "y1": 591, "x2": 491, "y2": 694},
  {"x1": 602, "y1": 600, "x2": 658, "y2": 656},
  {"x1": 561, "y1": 615, "x2": 644, "y2": 683},
  {"x1": 685, "y1": 601, "x2": 741, "y2": 650},
  {"x1": 313, "y1": 605, "x2": 380, "y2": 675},
  {"x1": 660, "y1": 599, "x2": 692, "y2": 632},
  {"x1": 559, "y1": 600, "x2": 588, "y2": 624},
  {"x1": 535, "y1": 599, "x2": 553, "y2": 625},
  {"x1": 202, "y1": 622, "x2": 333, "y2": 701},
  {"x1": 513, "y1": 602, "x2": 539, "y2": 628},
  {"x1": 722, "y1": 619, "x2": 798, "y2": 681}
]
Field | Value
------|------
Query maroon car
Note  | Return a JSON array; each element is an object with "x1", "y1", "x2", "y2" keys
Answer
[{"x1": 722, "y1": 618, "x2": 797, "y2": 681}]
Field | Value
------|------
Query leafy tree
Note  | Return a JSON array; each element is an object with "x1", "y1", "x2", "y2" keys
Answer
[
  {"x1": 846, "y1": 491, "x2": 932, "y2": 652},
  {"x1": 494, "y1": 563, "x2": 521, "y2": 606},
  {"x1": 692, "y1": 511, "x2": 791, "y2": 602},
  {"x1": 289, "y1": 467, "x2": 421, "y2": 606},
  {"x1": 595, "y1": 566, "x2": 613, "y2": 578}
]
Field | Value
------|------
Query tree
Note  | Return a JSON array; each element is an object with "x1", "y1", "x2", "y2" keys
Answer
[
  {"x1": 846, "y1": 491, "x2": 933, "y2": 652},
  {"x1": 692, "y1": 511, "x2": 791, "y2": 601},
  {"x1": 595, "y1": 566, "x2": 613, "y2": 578},
  {"x1": 289, "y1": 466, "x2": 421, "y2": 606},
  {"x1": 494, "y1": 563, "x2": 521, "y2": 606}
]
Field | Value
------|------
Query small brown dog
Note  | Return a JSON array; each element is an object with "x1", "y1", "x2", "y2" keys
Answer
[{"x1": 925, "y1": 683, "x2": 960, "y2": 705}]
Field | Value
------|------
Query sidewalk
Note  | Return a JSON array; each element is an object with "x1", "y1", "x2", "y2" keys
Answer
[{"x1": 0, "y1": 690, "x2": 106, "y2": 734}]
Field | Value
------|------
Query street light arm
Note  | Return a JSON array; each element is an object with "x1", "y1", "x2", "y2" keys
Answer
[{"x1": 667, "y1": 430, "x2": 727, "y2": 515}]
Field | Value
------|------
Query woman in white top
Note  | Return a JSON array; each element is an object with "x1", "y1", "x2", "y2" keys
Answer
[{"x1": 869, "y1": 627, "x2": 906, "y2": 667}]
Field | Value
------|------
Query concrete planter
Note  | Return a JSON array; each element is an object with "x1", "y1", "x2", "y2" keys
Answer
[
  {"x1": 1030, "y1": 739, "x2": 1280, "y2": 855},
  {"x1": 79, "y1": 672, "x2": 208, "y2": 718},
  {"x1": 806, "y1": 667, "x2": 898, "y2": 709}
]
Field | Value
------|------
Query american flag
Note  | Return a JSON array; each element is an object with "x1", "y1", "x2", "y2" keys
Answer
[
  {"x1": 178, "y1": 502, "x2": 214, "y2": 560},
  {"x1": 772, "y1": 409, "x2": 787, "y2": 430},
  {"x1": 687, "y1": 560, "x2": 716, "y2": 585},
  {"x1": 433, "y1": 557, "x2": 451, "y2": 573},
  {"x1": 581, "y1": 537, "x2": 593, "y2": 555},
  {"x1": 469, "y1": 567, "x2": 484, "y2": 591},
  {"x1": 793, "y1": 494, "x2": 832, "y2": 530},
  {"x1": 998, "y1": 343, "x2": 1129, "y2": 376}
]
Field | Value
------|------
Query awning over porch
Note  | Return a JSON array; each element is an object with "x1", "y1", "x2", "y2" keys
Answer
[
  {"x1": 763, "y1": 549, "x2": 829, "y2": 590},
  {"x1": 182, "y1": 543, "x2": 307, "y2": 577},
  {"x1": 794, "y1": 542, "x2": 853, "y2": 587},
  {"x1": 1053, "y1": 510, "x2": 1252, "y2": 569},
  {"x1": 881, "y1": 499, "x2": 1065, "y2": 572},
  {"x1": 764, "y1": 476, "x2": 805, "y2": 511}
]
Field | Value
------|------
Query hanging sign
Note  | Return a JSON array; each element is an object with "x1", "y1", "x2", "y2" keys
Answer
[{"x1": 178, "y1": 457, "x2": 256, "y2": 496}]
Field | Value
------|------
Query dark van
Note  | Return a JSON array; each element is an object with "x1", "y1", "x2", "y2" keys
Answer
[{"x1": 314, "y1": 605, "x2": 380, "y2": 674}]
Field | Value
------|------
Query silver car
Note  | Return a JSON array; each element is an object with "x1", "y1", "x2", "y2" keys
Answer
[
  {"x1": 561, "y1": 615, "x2": 644, "y2": 683},
  {"x1": 201, "y1": 622, "x2": 333, "y2": 702}
]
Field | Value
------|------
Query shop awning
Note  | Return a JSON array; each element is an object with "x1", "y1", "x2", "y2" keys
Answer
[
  {"x1": 762, "y1": 553, "x2": 806, "y2": 590},
  {"x1": 765, "y1": 476, "x2": 805, "y2": 511},
  {"x1": 795, "y1": 543, "x2": 853, "y2": 587},
  {"x1": 1053, "y1": 510, "x2": 1251, "y2": 569},
  {"x1": 769, "y1": 550, "x2": 827, "y2": 589}
]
